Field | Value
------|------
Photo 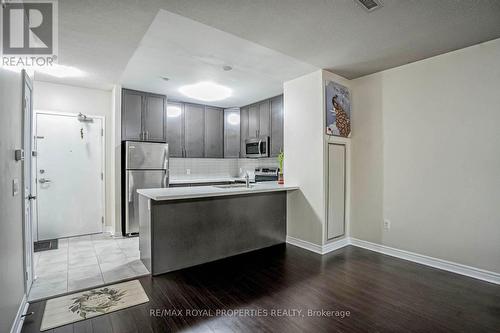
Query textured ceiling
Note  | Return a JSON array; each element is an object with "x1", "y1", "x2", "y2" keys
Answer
[
  {"x1": 33, "y1": 0, "x2": 500, "y2": 90},
  {"x1": 120, "y1": 10, "x2": 316, "y2": 107},
  {"x1": 159, "y1": 0, "x2": 500, "y2": 79}
]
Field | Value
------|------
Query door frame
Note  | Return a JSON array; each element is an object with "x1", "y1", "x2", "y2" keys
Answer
[
  {"x1": 33, "y1": 110, "x2": 106, "y2": 240},
  {"x1": 21, "y1": 70, "x2": 34, "y2": 293}
]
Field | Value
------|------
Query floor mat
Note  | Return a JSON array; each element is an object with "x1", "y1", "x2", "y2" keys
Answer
[
  {"x1": 40, "y1": 280, "x2": 149, "y2": 331},
  {"x1": 34, "y1": 239, "x2": 58, "y2": 252}
]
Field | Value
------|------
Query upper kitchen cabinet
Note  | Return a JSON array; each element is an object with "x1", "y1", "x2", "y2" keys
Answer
[
  {"x1": 205, "y1": 107, "x2": 224, "y2": 158},
  {"x1": 122, "y1": 88, "x2": 166, "y2": 142},
  {"x1": 166, "y1": 101, "x2": 184, "y2": 157},
  {"x1": 122, "y1": 89, "x2": 143, "y2": 141},
  {"x1": 144, "y1": 94, "x2": 167, "y2": 141},
  {"x1": 248, "y1": 104, "x2": 260, "y2": 138},
  {"x1": 224, "y1": 108, "x2": 241, "y2": 158},
  {"x1": 240, "y1": 94, "x2": 284, "y2": 157},
  {"x1": 184, "y1": 103, "x2": 205, "y2": 158},
  {"x1": 270, "y1": 95, "x2": 284, "y2": 157},
  {"x1": 240, "y1": 106, "x2": 249, "y2": 158},
  {"x1": 258, "y1": 100, "x2": 270, "y2": 137}
]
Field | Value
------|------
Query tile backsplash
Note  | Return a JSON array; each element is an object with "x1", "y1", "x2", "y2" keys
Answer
[{"x1": 169, "y1": 158, "x2": 279, "y2": 180}]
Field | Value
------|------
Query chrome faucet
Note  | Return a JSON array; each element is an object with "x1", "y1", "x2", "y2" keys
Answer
[{"x1": 245, "y1": 171, "x2": 250, "y2": 188}]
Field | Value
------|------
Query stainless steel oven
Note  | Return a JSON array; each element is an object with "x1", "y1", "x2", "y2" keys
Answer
[{"x1": 245, "y1": 137, "x2": 270, "y2": 158}]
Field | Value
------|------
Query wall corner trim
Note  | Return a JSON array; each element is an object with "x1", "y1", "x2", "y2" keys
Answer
[
  {"x1": 349, "y1": 238, "x2": 500, "y2": 285},
  {"x1": 10, "y1": 294, "x2": 28, "y2": 333},
  {"x1": 286, "y1": 236, "x2": 349, "y2": 255},
  {"x1": 286, "y1": 236, "x2": 499, "y2": 285}
]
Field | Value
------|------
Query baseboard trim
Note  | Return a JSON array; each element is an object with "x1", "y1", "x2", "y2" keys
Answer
[
  {"x1": 350, "y1": 238, "x2": 500, "y2": 285},
  {"x1": 286, "y1": 236, "x2": 349, "y2": 255},
  {"x1": 10, "y1": 294, "x2": 28, "y2": 333},
  {"x1": 286, "y1": 235, "x2": 499, "y2": 285}
]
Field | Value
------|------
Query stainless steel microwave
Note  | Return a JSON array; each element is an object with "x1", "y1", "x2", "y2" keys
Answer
[{"x1": 245, "y1": 137, "x2": 270, "y2": 158}]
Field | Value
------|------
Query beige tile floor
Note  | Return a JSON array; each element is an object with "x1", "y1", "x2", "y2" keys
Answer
[{"x1": 29, "y1": 233, "x2": 149, "y2": 301}]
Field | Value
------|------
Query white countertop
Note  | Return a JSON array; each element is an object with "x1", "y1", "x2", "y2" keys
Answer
[
  {"x1": 169, "y1": 176, "x2": 248, "y2": 184},
  {"x1": 137, "y1": 181, "x2": 299, "y2": 201}
]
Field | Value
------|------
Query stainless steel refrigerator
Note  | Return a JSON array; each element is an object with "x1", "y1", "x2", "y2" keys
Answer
[{"x1": 122, "y1": 141, "x2": 169, "y2": 236}]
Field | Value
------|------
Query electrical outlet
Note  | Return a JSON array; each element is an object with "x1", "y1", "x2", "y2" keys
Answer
[
  {"x1": 186, "y1": 168, "x2": 191, "y2": 175},
  {"x1": 383, "y1": 219, "x2": 391, "y2": 231}
]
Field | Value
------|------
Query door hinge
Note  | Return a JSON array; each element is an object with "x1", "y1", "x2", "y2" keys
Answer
[
  {"x1": 25, "y1": 271, "x2": 28, "y2": 281},
  {"x1": 102, "y1": 216, "x2": 104, "y2": 224},
  {"x1": 101, "y1": 172, "x2": 104, "y2": 180},
  {"x1": 101, "y1": 128, "x2": 104, "y2": 137},
  {"x1": 32, "y1": 151, "x2": 37, "y2": 157}
]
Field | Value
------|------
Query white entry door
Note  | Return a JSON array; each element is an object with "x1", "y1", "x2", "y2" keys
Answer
[
  {"x1": 36, "y1": 112, "x2": 104, "y2": 240},
  {"x1": 23, "y1": 71, "x2": 34, "y2": 292}
]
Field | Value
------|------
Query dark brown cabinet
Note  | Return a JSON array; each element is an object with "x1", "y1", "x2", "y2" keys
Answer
[
  {"x1": 205, "y1": 106, "x2": 224, "y2": 158},
  {"x1": 122, "y1": 88, "x2": 166, "y2": 142},
  {"x1": 240, "y1": 94, "x2": 283, "y2": 157},
  {"x1": 166, "y1": 101, "x2": 224, "y2": 158},
  {"x1": 270, "y1": 95, "x2": 284, "y2": 157}
]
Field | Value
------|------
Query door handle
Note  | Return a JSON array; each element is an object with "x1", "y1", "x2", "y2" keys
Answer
[
  {"x1": 128, "y1": 173, "x2": 134, "y2": 203},
  {"x1": 39, "y1": 178, "x2": 51, "y2": 184},
  {"x1": 28, "y1": 194, "x2": 36, "y2": 200}
]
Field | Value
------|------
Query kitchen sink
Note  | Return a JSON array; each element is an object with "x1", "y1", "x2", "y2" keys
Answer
[{"x1": 213, "y1": 183, "x2": 255, "y2": 189}]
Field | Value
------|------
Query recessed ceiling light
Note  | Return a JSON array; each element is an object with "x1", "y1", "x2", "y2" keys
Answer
[
  {"x1": 179, "y1": 81, "x2": 232, "y2": 102},
  {"x1": 222, "y1": 65, "x2": 232, "y2": 71},
  {"x1": 160, "y1": 76, "x2": 170, "y2": 81},
  {"x1": 167, "y1": 106, "x2": 182, "y2": 117}
]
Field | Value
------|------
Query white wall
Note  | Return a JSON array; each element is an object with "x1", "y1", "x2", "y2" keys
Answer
[
  {"x1": 0, "y1": 69, "x2": 26, "y2": 333},
  {"x1": 33, "y1": 81, "x2": 115, "y2": 229},
  {"x1": 284, "y1": 71, "x2": 324, "y2": 244},
  {"x1": 351, "y1": 38, "x2": 500, "y2": 273},
  {"x1": 284, "y1": 70, "x2": 351, "y2": 246}
]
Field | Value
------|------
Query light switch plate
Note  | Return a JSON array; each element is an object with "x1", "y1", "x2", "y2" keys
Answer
[{"x1": 13, "y1": 178, "x2": 19, "y2": 196}]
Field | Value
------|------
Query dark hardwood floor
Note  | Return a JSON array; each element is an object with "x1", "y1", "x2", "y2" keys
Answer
[{"x1": 22, "y1": 244, "x2": 500, "y2": 333}]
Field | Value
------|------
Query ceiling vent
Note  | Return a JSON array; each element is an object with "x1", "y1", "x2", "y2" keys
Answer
[{"x1": 355, "y1": 0, "x2": 382, "y2": 12}]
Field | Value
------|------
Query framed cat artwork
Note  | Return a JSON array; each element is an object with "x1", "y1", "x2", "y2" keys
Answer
[{"x1": 325, "y1": 81, "x2": 351, "y2": 137}]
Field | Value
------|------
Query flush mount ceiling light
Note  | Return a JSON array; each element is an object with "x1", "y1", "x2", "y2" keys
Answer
[
  {"x1": 167, "y1": 106, "x2": 182, "y2": 117},
  {"x1": 2, "y1": 64, "x2": 85, "y2": 78},
  {"x1": 179, "y1": 81, "x2": 232, "y2": 102},
  {"x1": 227, "y1": 113, "x2": 240, "y2": 125},
  {"x1": 36, "y1": 64, "x2": 86, "y2": 78}
]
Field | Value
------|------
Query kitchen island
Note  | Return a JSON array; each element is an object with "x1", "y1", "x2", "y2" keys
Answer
[{"x1": 137, "y1": 182, "x2": 298, "y2": 275}]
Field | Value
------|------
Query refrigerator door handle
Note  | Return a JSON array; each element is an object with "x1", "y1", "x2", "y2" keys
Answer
[
  {"x1": 128, "y1": 172, "x2": 134, "y2": 203},
  {"x1": 162, "y1": 146, "x2": 168, "y2": 169},
  {"x1": 162, "y1": 171, "x2": 168, "y2": 188}
]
